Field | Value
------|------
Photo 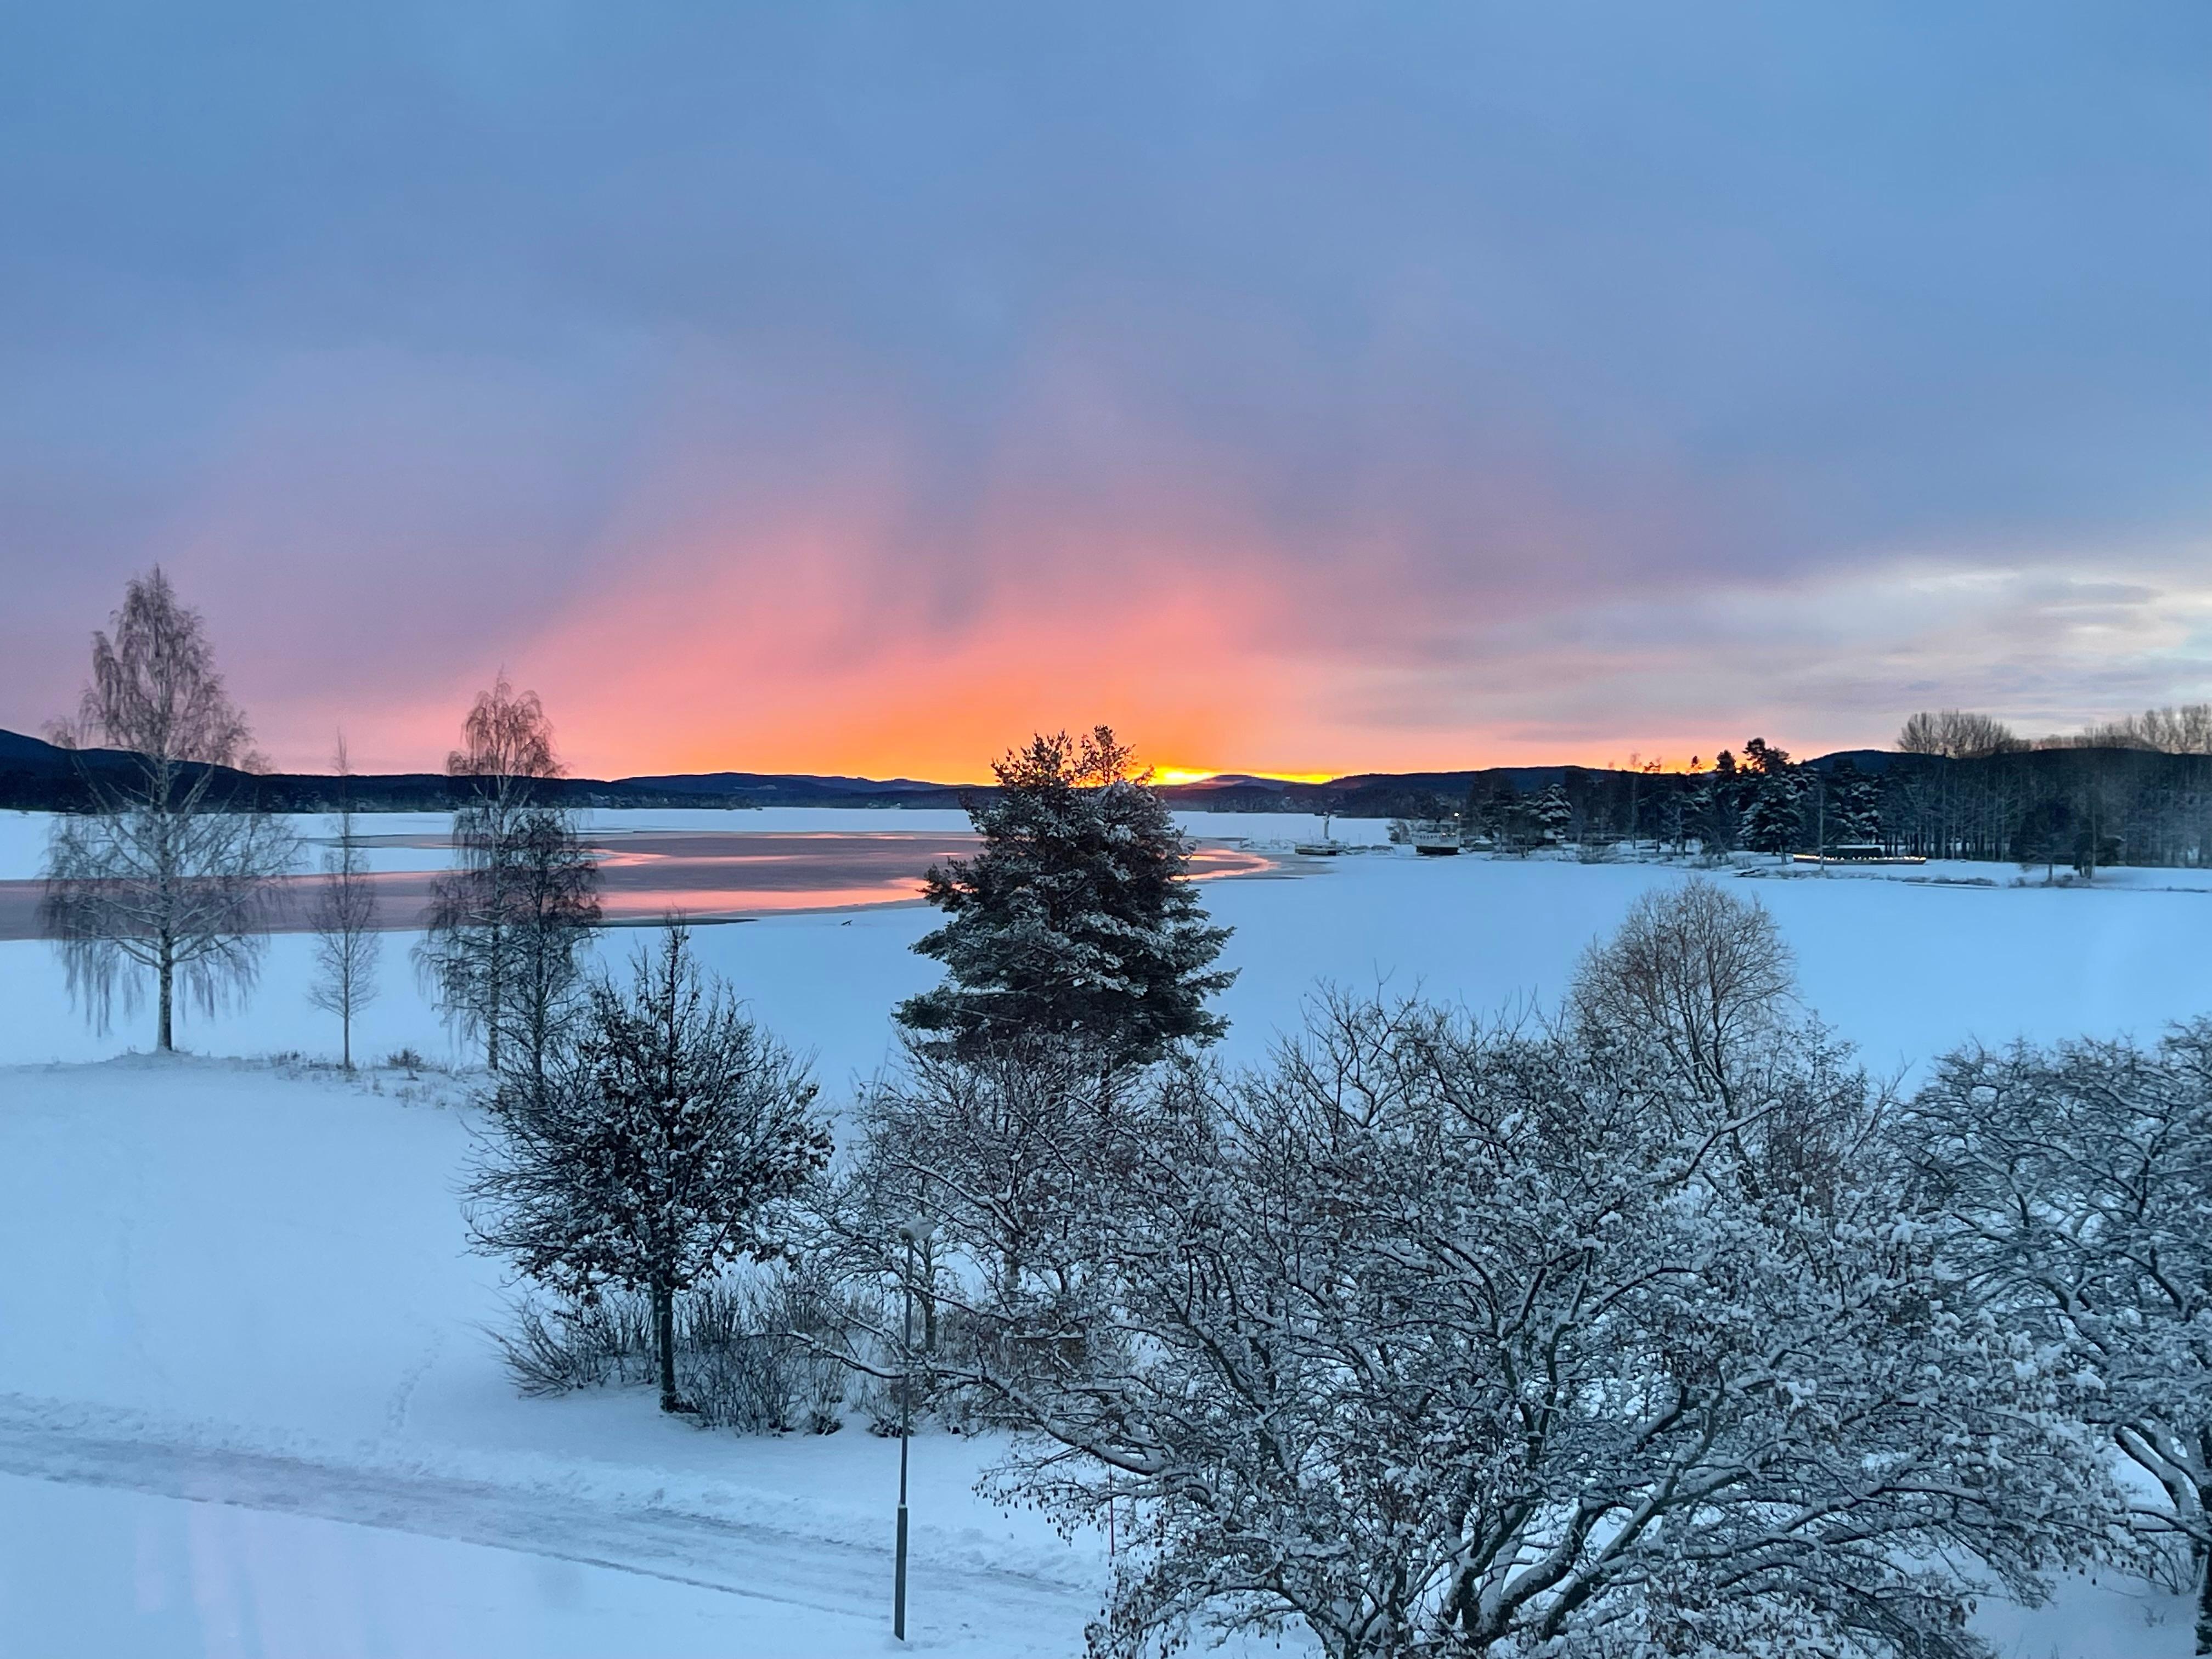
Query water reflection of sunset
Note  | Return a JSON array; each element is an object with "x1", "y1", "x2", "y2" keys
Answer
[{"x1": 0, "y1": 833, "x2": 1283, "y2": 940}]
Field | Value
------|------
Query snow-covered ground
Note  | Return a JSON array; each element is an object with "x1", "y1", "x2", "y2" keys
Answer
[
  {"x1": 0, "y1": 1058, "x2": 1108, "y2": 1658},
  {"x1": 0, "y1": 808, "x2": 2204, "y2": 1654}
]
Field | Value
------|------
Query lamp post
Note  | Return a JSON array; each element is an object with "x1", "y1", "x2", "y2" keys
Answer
[{"x1": 894, "y1": 1221, "x2": 921, "y2": 1641}]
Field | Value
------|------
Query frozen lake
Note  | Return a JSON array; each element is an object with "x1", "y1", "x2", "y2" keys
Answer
[
  {"x1": 1, "y1": 806, "x2": 2206, "y2": 1082},
  {"x1": 0, "y1": 825, "x2": 1280, "y2": 939}
]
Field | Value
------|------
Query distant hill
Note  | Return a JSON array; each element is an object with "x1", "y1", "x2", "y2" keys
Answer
[
  {"x1": 0, "y1": 727, "x2": 1929, "y2": 816},
  {"x1": 618, "y1": 770, "x2": 969, "y2": 807},
  {"x1": 0, "y1": 729, "x2": 974, "y2": 812}
]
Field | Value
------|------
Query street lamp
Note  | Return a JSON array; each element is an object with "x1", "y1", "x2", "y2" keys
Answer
[{"x1": 893, "y1": 1219, "x2": 926, "y2": 1641}]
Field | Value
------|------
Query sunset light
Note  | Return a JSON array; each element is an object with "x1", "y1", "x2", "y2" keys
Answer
[{"x1": 1148, "y1": 768, "x2": 1342, "y2": 787}]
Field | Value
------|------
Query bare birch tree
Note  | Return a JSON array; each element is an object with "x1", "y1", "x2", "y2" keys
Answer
[
  {"x1": 40, "y1": 568, "x2": 298, "y2": 1049},
  {"x1": 307, "y1": 733, "x2": 380, "y2": 1069},
  {"x1": 1566, "y1": 876, "x2": 1796, "y2": 1104},
  {"x1": 416, "y1": 674, "x2": 594, "y2": 1072}
]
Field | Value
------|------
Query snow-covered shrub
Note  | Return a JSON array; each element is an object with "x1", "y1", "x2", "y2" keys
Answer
[
  {"x1": 494, "y1": 1265, "x2": 879, "y2": 1434},
  {"x1": 678, "y1": 1267, "x2": 868, "y2": 1435},
  {"x1": 494, "y1": 1291, "x2": 654, "y2": 1395},
  {"x1": 1566, "y1": 876, "x2": 1798, "y2": 1104}
]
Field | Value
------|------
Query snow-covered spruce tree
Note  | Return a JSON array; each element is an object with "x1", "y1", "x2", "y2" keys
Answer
[
  {"x1": 1904, "y1": 1023, "x2": 2212, "y2": 1651},
  {"x1": 41, "y1": 567, "x2": 298, "y2": 1049},
  {"x1": 307, "y1": 734, "x2": 379, "y2": 1070},
  {"x1": 1741, "y1": 739, "x2": 1805, "y2": 857},
  {"x1": 1825, "y1": 756, "x2": 1881, "y2": 847},
  {"x1": 895, "y1": 727, "x2": 1234, "y2": 1068},
  {"x1": 469, "y1": 924, "x2": 832, "y2": 1415},
  {"x1": 2011, "y1": 797, "x2": 2075, "y2": 881},
  {"x1": 1527, "y1": 782, "x2": 1571, "y2": 845},
  {"x1": 417, "y1": 676, "x2": 598, "y2": 1076},
  {"x1": 1682, "y1": 775, "x2": 1738, "y2": 858},
  {"x1": 921, "y1": 1004, "x2": 2117, "y2": 1655}
]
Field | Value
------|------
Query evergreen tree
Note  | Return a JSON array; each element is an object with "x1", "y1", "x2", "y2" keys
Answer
[
  {"x1": 1740, "y1": 738, "x2": 1804, "y2": 856},
  {"x1": 469, "y1": 924, "x2": 831, "y2": 1414},
  {"x1": 896, "y1": 727, "x2": 1235, "y2": 1067},
  {"x1": 1825, "y1": 756, "x2": 1880, "y2": 845},
  {"x1": 1689, "y1": 751, "x2": 1742, "y2": 855},
  {"x1": 1528, "y1": 782, "x2": 1571, "y2": 844},
  {"x1": 2013, "y1": 797, "x2": 2074, "y2": 879}
]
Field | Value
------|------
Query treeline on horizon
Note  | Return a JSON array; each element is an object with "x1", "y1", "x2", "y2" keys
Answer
[
  {"x1": 9, "y1": 684, "x2": 2211, "y2": 869},
  {"x1": 1412, "y1": 704, "x2": 2212, "y2": 873}
]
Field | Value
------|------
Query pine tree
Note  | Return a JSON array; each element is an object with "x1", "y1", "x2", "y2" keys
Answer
[
  {"x1": 468, "y1": 924, "x2": 832, "y2": 1414},
  {"x1": 1741, "y1": 739, "x2": 1805, "y2": 857},
  {"x1": 1689, "y1": 751, "x2": 1742, "y2": 856},
  {"x1": 1743, "y1": 774, "x2": 1796, "y2": 849},
  {"x1": 1826, "y1": 756, "x2": 1880, "y2": 845},
  {"x1": 1529, "y1": 782, "x2": 1572, "y2": 844},
  {"x1": 895, "y1": 727, "x2": 1235, "y2": 1067}
]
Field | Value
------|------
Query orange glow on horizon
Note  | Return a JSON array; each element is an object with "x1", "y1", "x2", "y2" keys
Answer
[{"x1": 249, "y1": 467, "x2": 1876, "y2": 782}]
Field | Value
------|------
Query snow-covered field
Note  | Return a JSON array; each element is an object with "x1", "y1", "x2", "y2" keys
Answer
[{"x1": 0, "y1": 808, "x2": 2204, "y2": 1655}]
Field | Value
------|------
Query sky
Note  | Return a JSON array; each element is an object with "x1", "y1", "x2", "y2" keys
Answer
[{"x1": 2, "y1": 2, "x2": 2208, "y2": 782}]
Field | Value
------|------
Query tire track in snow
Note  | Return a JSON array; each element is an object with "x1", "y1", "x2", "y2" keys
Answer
[{"x1": 0, "y1": 1397, "x2": 1090, "y2": 1628}]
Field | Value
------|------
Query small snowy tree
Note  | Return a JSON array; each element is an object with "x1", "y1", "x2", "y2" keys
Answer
[
  {"x1": 2012, "y1": 797, "x2": 2074, "y2": 881},
  {"x1": 1905, "y1": 1023, "x2": 2212, "y2": 1650},
  {"x1": 493, "y1": 808, "x2": 603, "y2": 1086},
  {"x1": 41, "y1": 567, "x2": 298, "y2": 1049},
  {"x1": 307, "y1": 735, "x2": 380, "y2": 1069},
  {"x1": 896, "y1": 727, "x2": 1234, "y2": 1068},
  {"x1": 469, "y1": 924, "x2": 832, "y2": 1414}
]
